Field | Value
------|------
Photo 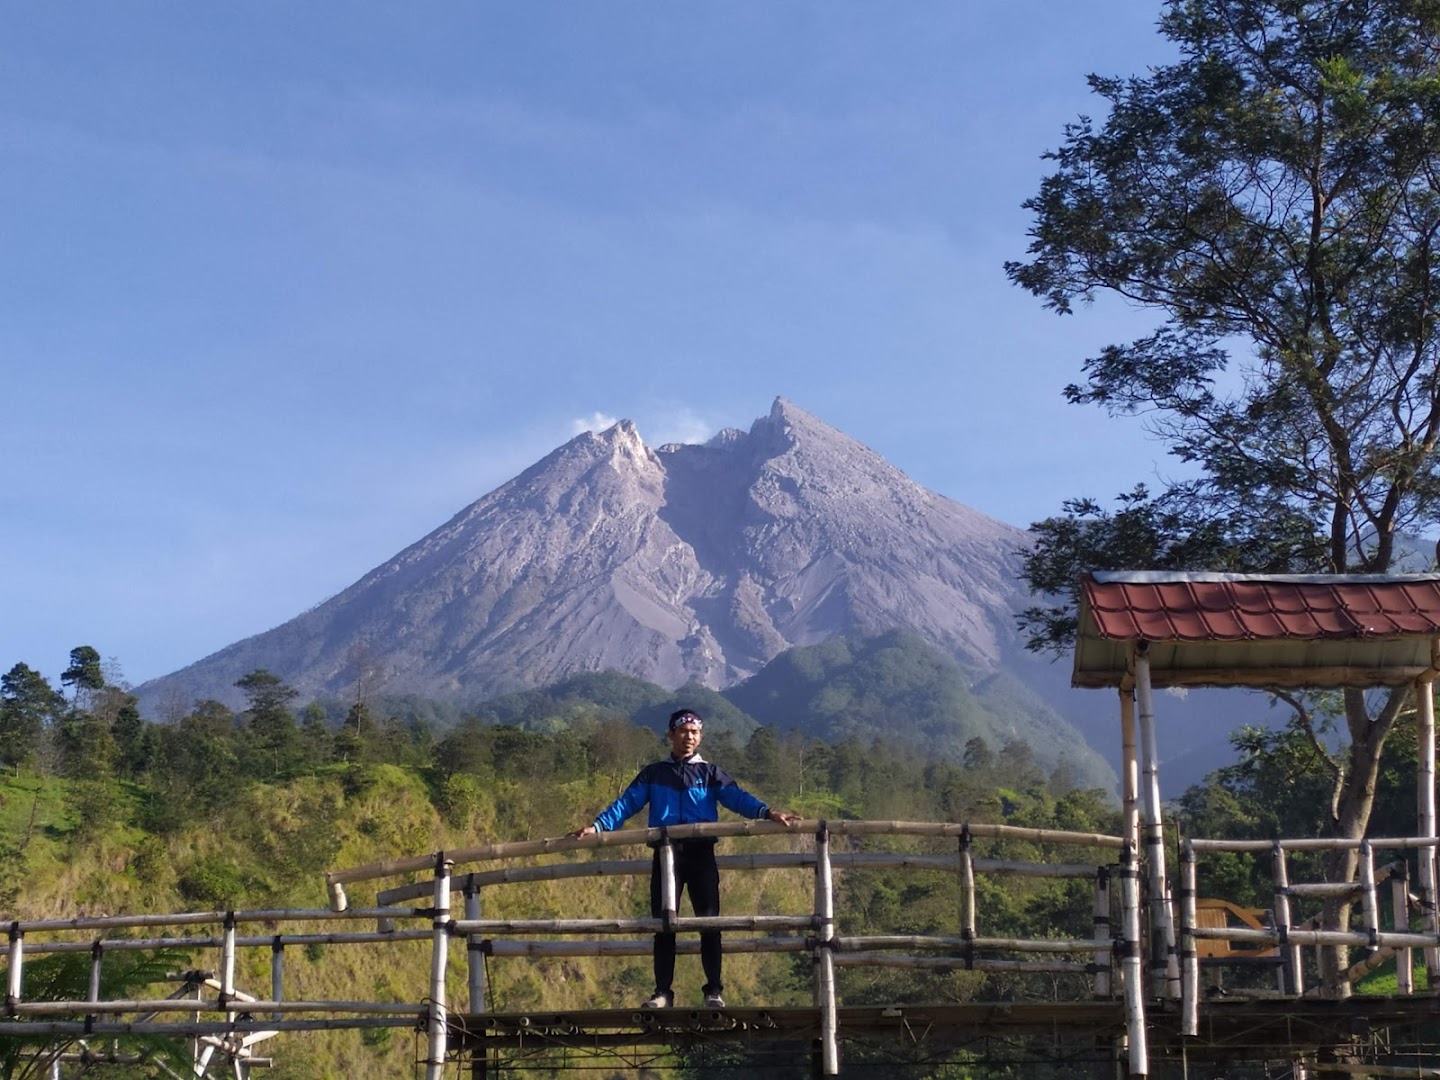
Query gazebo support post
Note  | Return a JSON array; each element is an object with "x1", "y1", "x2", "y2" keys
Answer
[
  {"x1": 1120, "y1": 686, "x2": 1140, "y2": 854},
  {"x1": 1133, "y1": 643, "x2": 1178, "y2": 999},
  {"x1": 1416, "y1": 672, "x2": 1439, "y2": 981},
  {"x1": 1119, "y1": 844, "x2": 1148, "y2": 1077}
]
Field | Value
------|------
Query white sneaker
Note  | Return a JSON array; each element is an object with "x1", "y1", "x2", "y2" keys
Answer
[
  {"x1": 641, "y1": 991, "x2": 673, "y2": 1008},
  {"x1": 704, "y1": 992, "x2": 725, "y2": 1008}
]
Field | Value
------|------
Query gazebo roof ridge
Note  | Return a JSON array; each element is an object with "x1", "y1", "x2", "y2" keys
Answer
[{"x1": 1090, "y1": 570, "x2": 1440, "y2": 585}]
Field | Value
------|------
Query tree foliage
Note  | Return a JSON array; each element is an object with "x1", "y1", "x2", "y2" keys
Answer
[
  {"x1": 0, "y1": 948, "x2": 190, "y2": 1079},
  {"x1": 0, "y1": 665, "x2": 62, "y2": 769},
  {"x1": 59, "y1": 646, "x2": 103, "y2": 703},
  {"x1": 1011, "y1": 0, "x2": 1440, "y2": 593},
  {"x1": 1008, "y1": 0, "x2": 1440, "y2": 993}
]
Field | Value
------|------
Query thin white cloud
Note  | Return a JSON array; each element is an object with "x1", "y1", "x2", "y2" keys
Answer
[
  {"x1": 571, "y1": 412, "x2": 619, "y2": 436},
  {"x1": 647, "y1": 406, "x2": 715, "y2": 446}
]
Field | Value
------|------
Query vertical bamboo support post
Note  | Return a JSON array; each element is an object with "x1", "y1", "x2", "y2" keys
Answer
[
  {"x1": 812, "y1": 822, "x2": 838, "y2": 1077},
  {"x1": 1273, "y1": 843, "x2": 1302, "y2": 995},
  {"x1": 1093, "y1": 866, "x2": 1112, "y2": 998},
  {"x1": 465, "y1": 885, "x2": 486, "y2": 1015},
  {"x1": 7, "y1": 924, "x2": 23, "y2": 1011},
  {"x1": 1360, "y1": 841, "x2": 1378, "y2": 953},
  {"x1": 959, "y1": 828, "x2": 976, "y2": 961},
  {"x1": 426, "y1": 854, "x2": 453, "y2": 1080},
  {"x1": 1134, "y1": 645, "x2": 1178, "y2": 999},
  {"x1": 193, "y1": 979, "x2": 206, "y2": 1074},
  {"x1": 1119, "y1": 845, "x2": 1148, "y2": 1077},
  {"x1": 1120, "y1": 687, "x2": 1140, "y2": 854},
  {"x1": 1179, "y1": 843, "x2": 1197, "y2": 1037},
  {"x1": 87, "y1": 941, "x2": 102, "y2": 1023},
  {"x1": 659, "y1": 834, "x2": 677, "y2": 926},
  {"x1": 1392, "y1": 867, "x2": 1413, "y2": 995},
  {"x1": 221, "y1": 913, "x2": 237, "y2": 1009},
  {"x1": 270, "y1": 937, "x2": 284, "y2": 1022},
  {"x1": 1417, "y1": 672, "x2": 1439, "y2": 980}
]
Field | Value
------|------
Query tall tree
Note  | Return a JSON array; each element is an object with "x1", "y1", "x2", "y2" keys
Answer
[
  {"x1": 59, "y1": 645, "x2": 103, "y2": 706},
  {"x1": 1007, "y1": 0, "x2": 1440, "y2": 995},
  {"x1": 235, "y1": 670, "x2": 302, "y2": 778},
  {"x1": 0, "y1": 665, "x2": 63, "y2": 769}
]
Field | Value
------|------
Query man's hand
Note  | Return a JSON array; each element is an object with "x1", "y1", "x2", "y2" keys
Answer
[
  {"x1": 569, "y1": 824, "x2": 597, "y2": 839},
  {"x1": 766, "y1": 810, "x2": 802, "y2": 827}
]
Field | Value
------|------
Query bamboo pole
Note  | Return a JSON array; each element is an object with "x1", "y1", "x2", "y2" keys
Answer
[
  {"x1": 1190, "y1": 926, "x2": 1440, "y2": 950},
  {"x1": 1093, "y1": 867, "x2": 1112, "y2": 998},
  {"x1": 270, "y1": 937, "x2": 284, "y2": 1022},
  {"x1": 1119, "y1": 847, "x2": 1147, "y2": 1078},
  {"x1": 830, "y1": 955, "x2": 1089, "y2": 973},
  {"x1": 11, "y1": 908, "x2": 420, "y2": 934},
  {"x1": 12, "y1": 999, "x2": 428, "y2": 1016},
  {"x1": 192, "y1": 977, "x2": 207, "y2": 1075},
  {"x1": 465, "y1": 887, "x2": 485, "y2": 1016},
  {"x1": 782, "y1": 820, "x2": 1127, "y2": 847},
  {"x1": 425, "y1": 856, "x2": 452, "y2": 1080},
  {"x1": 1360, "y1": 841, "x2": 1378, "y2": 954},
  {"x1": 1120, "y1": 687, "x2": 1139, "y2": 853},
  {"x1": 1392, "y1": 867, "x2": 1413, "y2": 995},
  {"x1": 0, "y1": 1017, "x2": 419, "y2": 1037},
  {"x1": 959, "y1": 829, "x2": 975, "y2": 972},
  {"x1": 449, "y1": 915, "x2": 815, "y2": 935},
  {"x1": 41, "y1": 1049, "x2": 273, "y2": 1069},
  {"x1": 1134, "y1": 645, "x2": 1178, "y2": 1000},
  {"x1": 831, "y1": 935, "x2": 1101, "y2": 953},
  {"x1": 324, "y1": 819, "x2": 1128, "y2": 893},
  {"x1": 379, "y1": 851, "x2": 1106, "y2": 906},
  {"x1": 18, "y1": 931, "x2": 432, "y2": 956},
  {"x1": 1288, "y1": 882, "x2": 1379, "y2": 897},
  {"x1": 220, "y1": 914, "x2": 236, "y2": 1009},
  {"x1": 1191, "y1": 836, "x2": 1440, "y2": 853},
  {"x1": 1418, "y1": 673, "x2": 1439, "y2": 980},
  {"x1": 814, "y1": 823, "x2": 838, "y2": 1077},
  {"x1": 86, "y1": 941, "x2": 102, "y2": 1029},
  {"x1": 478, "y1": 936, "x2": 810, "y2": 958},
  {"x1": 1273, "y1": 842, "x2": 1302, "y2": 995},
  {"x1": 659, "y1": 837, "x2": 677, "y2": 936},
  {"x1": 1179, "y1": 843, "x2": 1197, "y2": 1037},
  {"x1": 6, "y1": 925, "x2": 21, "y2": 1009}
]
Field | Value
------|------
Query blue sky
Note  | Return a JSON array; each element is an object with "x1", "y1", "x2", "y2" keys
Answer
[{"x1": 2, "y1": 2, "x2": 1181, "y2": 687}]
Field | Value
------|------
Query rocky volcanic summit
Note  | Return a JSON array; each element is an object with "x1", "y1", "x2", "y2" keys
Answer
[{"x1": 137, "y1": 399, "x2": 1033, "y2": 712}]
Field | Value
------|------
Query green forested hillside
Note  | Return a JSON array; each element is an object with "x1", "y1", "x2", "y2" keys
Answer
[{"x1": 723, "y1": 630, "x2": 1116, "y2": 790}]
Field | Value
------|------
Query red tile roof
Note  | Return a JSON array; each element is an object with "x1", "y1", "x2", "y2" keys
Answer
[{"x1": 1080, "y1": 572, "x2": 1440, "y2": 642}]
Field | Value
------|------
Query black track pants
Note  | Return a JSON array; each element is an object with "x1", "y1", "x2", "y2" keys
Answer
[{"x1": 650, "y1": 842, "x2": 721, "y2": 997}]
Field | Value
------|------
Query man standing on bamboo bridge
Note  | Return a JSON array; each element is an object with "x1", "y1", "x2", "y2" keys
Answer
[{"x1": 571, "y1": 708, "x2": 801, "y2": 1010}]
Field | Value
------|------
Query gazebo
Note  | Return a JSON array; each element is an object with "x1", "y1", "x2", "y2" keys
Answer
[{"x1": 1073, "y1": 571, "x2": 1440, "y2": 1045}]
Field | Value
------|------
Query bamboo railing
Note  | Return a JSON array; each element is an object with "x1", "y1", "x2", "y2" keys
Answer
[
  {"x1": 325, "y1": 818, "x2": 1130, "y2": 1078},
  {"x1": 1178, "y1": 836, "x2": 1440, "y2": 1037}
]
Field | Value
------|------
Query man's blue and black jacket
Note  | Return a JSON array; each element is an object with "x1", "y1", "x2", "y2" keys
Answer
[{"x1": 592, "y1": 754, "x2": 769, "y2": 840}]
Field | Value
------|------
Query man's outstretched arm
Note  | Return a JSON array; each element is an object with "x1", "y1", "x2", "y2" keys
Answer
[{"x1": 571, "y1": 771, "x2": 649, "y2": 838}]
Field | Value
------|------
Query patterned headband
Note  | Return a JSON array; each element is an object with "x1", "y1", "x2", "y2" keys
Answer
[{"x1": 668, "y1": 710, "x2": 704, "y2": 731}]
